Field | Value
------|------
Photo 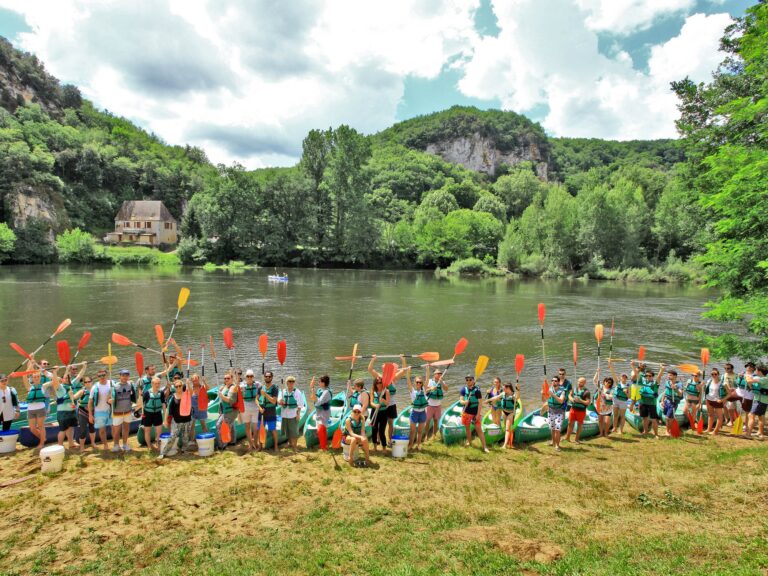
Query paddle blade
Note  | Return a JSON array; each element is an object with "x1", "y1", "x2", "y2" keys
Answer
[
  {"x1": 382, "y1": 362, "x2": 397, "y2": 387},
  {"x1": 187, "y1": 358, "x2": 199, "y2": 367},
  {"x1": 669, "y1": 418, "x2": 681, "y2": 438},
  {"x1": 638, "y1": 346, "x2": 646, "y2": 361},
  {"x1": 259, "y1": 423, "x2": 266, "y2": 444},
  {"x1": 10, "y1": 342, "x2": 31, "y2": 360},
  {"x1": 733, "y1": 415, "x2": 743, "y2": 435},
  {"x1": 474, "y1": 355, "x2": 490, "y2": 380},
  {"x1": 318, "y1": 424, "x2": 328, "y2": 450},
  {"x1": 220, "y1": 421, "x2": 232, "y2": 444},
  {"x1": 454, "y1": 337, "x2": 468, "y2": 358},
  {"x1": 54, "y1": 318, "x2": 72, "y2": 336},
  {"x1": 155, "y1": 325, "x2": 165, "y2": 347},
  {"x1": 701, "y1": 348, "x2": 710, "y2": 367},
  {"x1": 429, "y1": 359, "x2": 455, "y2": 367},
  {"x1": 678, "y1": 363, "x2": 701, "y2": 375},
  {"x1": 573, "y1": 341, "x2": 578, "y2": 366},
  {"x1": 135, "y1": 352, "x2": 144, "y2": 376},
  {"x1": 696, "y1": 413, "x2": 704, "y2": 434},
  {"x1": 611, "y1": 317, "x2": 615, "y2": 337},
  {"x1": 180, "y1": 389, "x2": 192, "y2": 417},
  {"x1": 277, "y1": 340, "x2": 287, "y2": 366},
  {"x1": 542, "y1": 380, "x2": 550, "y2": 399},
  {"x1": 111, "y1": 333, "x2": 133, "y2": 347},
  {"x1": 10, "y1": 370, "x2": 37, "y2": 378},
  {"x1": 56, "y1": 340, "x2": 71, "y2": 366},
  {"x1": 259, "y1": 334, "x2": 268, "y2": 358},
  {"x1": 595, "y1": 324, "x2": 604, "y2": 343},
  {"x1": 537, "y1": 303, "x2": 546, "y2": 326},
  {"x1": 177, "y1": 287, "x2": 191, "y2": 309},
  {"x1": 515, "y1": 354, "x2": 525, "y2": 374},
  {"x1": 687, "y1": 411, "x2": 695, "y2": 429},
  {"x1": 77, "y1": 331, "x2": 92, "y2": 351},
  {"x1": 418, "y1": 352, "x2": 440, "y2": 362},
  {"x1": 223, "y1": 328, "x2": 234, "y2": 350},
  {"x1": 209, "y1": 335, "x2": 217, "y2": 359},
  {"x1": 100, "y1": 355, "x2": 118, "y2": 366},
  {"x1": 331, "y1": 426, "x2": 342, "y2": 449}
]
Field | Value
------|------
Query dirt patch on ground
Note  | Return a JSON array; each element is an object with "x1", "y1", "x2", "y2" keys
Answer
[{"x1": 447, "y1": 526, "x2": 564, "y2": 563}]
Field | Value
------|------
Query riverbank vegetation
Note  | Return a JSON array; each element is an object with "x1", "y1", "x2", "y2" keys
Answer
[{"x1": 0, "y1": 431, "x2": 765, "y2": 576}]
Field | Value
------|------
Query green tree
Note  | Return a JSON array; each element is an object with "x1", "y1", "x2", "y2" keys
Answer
[
  {"x1": 55, "y1": 227, "x2": 101, "y2": 263},
  {"x1": 491, "y1": 162, "x2": 544, "y2": 218},
  {"x1": 0, "y1": 222, "x2": 16, "y2": 263},
  {"x1": 12, "y1": 218, "x2": 56, "y2": 263},
  {"x1": 473, "y1": 192, "x2": 507, "y2": 222}
]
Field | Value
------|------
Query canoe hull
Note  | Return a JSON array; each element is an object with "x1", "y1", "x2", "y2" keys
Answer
[{"x1": 481, "y1": 400, "x2": 524, "y2": 445}]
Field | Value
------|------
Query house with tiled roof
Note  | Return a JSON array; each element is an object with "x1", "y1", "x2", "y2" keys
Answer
[{"x1": 104, "y1": 200, "x2": 178, "y2": 246}]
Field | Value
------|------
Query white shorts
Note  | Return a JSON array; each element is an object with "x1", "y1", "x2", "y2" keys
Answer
[
  {"x1": 614, "y1": 399, "x2": 628, "y2": 411},
  {"x1": 112, "y1": 413, "x2": 131, "y2": 426},
  {"x1": 241, "y1": 403, "x2": 261, "y2": 423},
  {"x1": 726, "y1": 401, "x2": 738, "y2": 410}
]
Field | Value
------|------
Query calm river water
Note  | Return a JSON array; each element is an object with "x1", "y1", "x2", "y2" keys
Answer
[{"x1": 0, "y1": 266, "x2": 724, "y2": 407}]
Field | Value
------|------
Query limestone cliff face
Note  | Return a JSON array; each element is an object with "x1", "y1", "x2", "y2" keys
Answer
[
  {"x1": 7, "y1": 185, "x2": 69, "y2": 240},
  {"x1": 425, "y1": 133, "x2": 549, "y2": 180}
]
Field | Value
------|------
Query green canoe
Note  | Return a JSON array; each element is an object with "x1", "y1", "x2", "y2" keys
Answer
[
  {"x1": 438, "y1": 401, "x2": 472, "y2": 445},
  {"x1": 481, "y1": 400, "x2": 524, "y2": 445},
  {"x1": 304, "y1": 392, "x2": 347, "y2": 448},
  {"x1": 393, "y1": 406, "x2": 414, "y2": 438},
  {"x1": 514, "y1": 408, "x2": 568, "y2": 444}
]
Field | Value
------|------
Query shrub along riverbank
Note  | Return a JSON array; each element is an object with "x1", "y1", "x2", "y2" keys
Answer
[{"x1": 0, "y1": 430, "x2": 764, "y2": 575}]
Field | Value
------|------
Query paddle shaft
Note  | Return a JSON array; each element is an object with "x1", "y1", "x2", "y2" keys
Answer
[{"x1": 10, "y1": 328, "x2": 67, "y2": 375}]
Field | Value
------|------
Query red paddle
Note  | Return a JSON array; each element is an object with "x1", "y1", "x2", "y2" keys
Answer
[
  {"x1": 277, "y1": 340, "x2": 287, "y2": 366},
  {"x1": 9, "y1": 317, "x2": 71, "y2": 373},
  {"x1": 434, "y1": 338, "x2": 468, "y2": 384},
  {"x1": 112, "y1": 332, "x2": 163, "y2": 355},
  {"x1": 669, "y1": 416, "x2": 681, "y2": 438},
  {"x1": 538, "y1": 303, "x2": 548, "y2": 395},
  {"x1": 155, "y1": 325, "x2": 165, "y2": 348},
  {"x1": 57, "y1": 340, "x2": 71, "y2": 366},
  {"x1": 595, "y1": 325, "x2": 604, "y2": 413},
  {"x1": 220, "y1": 420, "x2": 232, "y2": 444},
  {"x1": 638, "y1": 346, "x2": 646, "y2": 362},
  {"x1": 382, "y1": 362, "x2": 397, "y2": 388},
  {"x1": 135, "y1": 352, "x2": 144, "y2": 377},
  {"x1": 72, "y1": 331, "x2": 92, "y2": 362},
  {"x1": 10, "y1": 342, "x2": 32, "y2": 361},
  {"x1": 259, "y1": 333, "x2": 268, "y2": 375},
  {"x1": 223, "y1": 328, "x2": 234, "y2": 369}
]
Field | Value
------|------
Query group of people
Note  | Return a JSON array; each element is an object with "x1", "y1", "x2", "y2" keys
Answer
[
  {"x1": 2, "y1": 344, "x2": 767, "y2": 462},
  {"x1": 540, "y1": 359, "x2": 768, "y2": 451}
]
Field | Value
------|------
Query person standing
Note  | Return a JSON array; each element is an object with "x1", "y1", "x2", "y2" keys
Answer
[
  {"x1": 406, "y1": 367, "x2": 428, "y2": 452},
  {"x1": 682, "y1": 371, "x2": 704, "y2": 432},
  {"x1": 558, "y1": 368, "x2": 573, "y2": 412},
  {"x1": 746, "y1": 365, "x2": 768, "y2": 438},
  {"x1": 216, "y1": 372, "x2": 240, "y2": 450},
  {"x1": 661, "y1": 369, "x2": 683, "y2": 436},
  {"x1": 141, "y1": 376, "x2": 165, "y2": 451},
  {"x1": 546, "y1": 376, "x2": 566, "y2": 452},
  {"x1": 486, "y1": 377, "x2": 503, "y2": 426},
  {"x1": 705, "y1": 367, "x2": 726, "y2": 435},
  {"x1": 88, "y1": 369, "x2": 114, "y2": 451},
  {"x1": 460, "y1": 374, "x2": 488, "y2": 453},
  {"x1": 424, "y1": 367, "x2": 446, "y2": 440},
  {"x1": 111, "y1": 369, "x2": 136, "y2": 452},
  {"x1": 486, "y1": 382, "x2": 519, "y2": 448},
  {"x1": 565, "y1": 377, "x2": 591, "y2": 444},
  {"x1": 608, "y1": 360, "x2": 629, "y2": 433},
  {"x1": 369, "y1": 377, "x2": 390, "y2": 454},
  {"x1": 0, "y1": 374, "x2": 20, "y2": 431},
  {"x1": 368, "y1": 355, "x2": 407, "y2": 447},
  {"x1": 260, "y1": 371, "x2": 280, "y2": 454},
  {"x1": 347, "y1": 378, "x2": 370, "y2": 417},
  {"x1": 638, "y1": 365, "x2": 664, "y2": 438},
  {"x1": 53, "y1": 363, "x2": 87, "y2": 449},
  {"x1": 158, "y1": 379, "x2": 193, "y2": 459},
  {"x1": 73, "y1": 373, "x2": 95, "y2": 451},
  {"x1": 241, "y1": 369, "x2": 262, "y2": 451},
  {"x1": 280, "y1": 376, "x2": 304, "y2": 453},
  {"x1": 596, "y1": 375, "x2": 614, "y2": 438},
  {"x1": 740, "y1": 363, "x2": 756, "y2": 437},
  {"x1": 310, "y1": 375, "x2": 332, "y2": 450},
  {"x1": 25, "y1": 360, "x2": 56, "y2": 450},
  {"x1": 188, "y1": 373, "x2": 209, "y2": 442}
]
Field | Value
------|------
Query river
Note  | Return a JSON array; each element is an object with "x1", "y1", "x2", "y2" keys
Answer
[{"x1": 0, "y1": 266, "x2": 724, "y2": 407}]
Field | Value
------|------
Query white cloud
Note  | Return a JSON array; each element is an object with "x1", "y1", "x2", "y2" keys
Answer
[
  {"x1": 574, "y1": 0, "x2": 695, "y2": 34},
  {"x1": 458, "y1": 1, "x2": 732, "y2": 140}
]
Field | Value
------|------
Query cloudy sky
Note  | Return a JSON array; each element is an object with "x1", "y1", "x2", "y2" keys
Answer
[{"x1": 0, "y1": 0, "x2": 754, "y2": 168}]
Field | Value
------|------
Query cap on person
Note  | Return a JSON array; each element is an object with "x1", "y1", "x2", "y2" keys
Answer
[
  {"x1": 0, "y1": 373, "x2": 7, "y2": 380},
  {"x1": 119, "y1": 369, "x2": 130, "y2": 375},
  {"x1": 352, "y1": 403, "x2": 363, "y2": 412},
  {"x1": 465, "y1": 374, "x2": 475, "y2": 379},
  {"x1": 245, "y1": 369, "x2": 255, "y2": 377},
  {"x1": 434, "y1": 369, "x2": 443, "y2": 374}
]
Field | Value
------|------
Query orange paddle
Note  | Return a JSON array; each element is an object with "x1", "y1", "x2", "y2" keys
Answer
[
  {"x1": 9, "y1": 318, "x2": 71, "y2": 374},
  {"x1": 259, "y1": 333, "x2": 268, "y2": 375},
  {"x1": 538, "y1": 303, "x2": 548, "y2": 395},
  {"x1": 112, "y1": 332, "x2": 163, "y2": 355},
  {"x1": 220, "y1": 420, "x2": 232, "y2": 444},
  {"x1": 72, "y1": 331, "x2": 91, "y2": 362}
]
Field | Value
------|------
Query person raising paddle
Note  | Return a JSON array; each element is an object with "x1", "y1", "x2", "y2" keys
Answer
[
  {"x1": 546, "y1": 376, "x2": 566, "y2": 452},
  {"x1": 486, "y1": 377, "x2": 503, "y2": 426},
  {"x1": 424, "y1": 367, "x2": 446, "y2": 441},
  {"x1": 637, "y1": 364, "x2": 664, "y2": 438},
  {"x1": 460, "y1": 374, "x2": 488, "y2": 453},
  {"x1": 682, "y1": 371, "x2": 703, "y2": 432},
  {"x1": 368, "y1": 355, "x2": 406, "y2": 447},
  {"x1": 661, "y1": 370, "x2": 683, "y2": 437},
  {"x1": 369, "y1": 375, "x2": 390, "y2": 454},
  {"x1": 141, "y1": 376, "x2": 165, "y2": 451},
  {"x1": 608, "y1": 360, "x2": 629, "y2": 434},
  {"x1": 486, "y1": 381, "x2": 519, "y2": 449},
  {"x1": 216, "y1": 371, "x2": 240, "y2": 450},
  {"x1": 347, "y1": 378, "x2": 370, "y2": 418},
  {"x1": 260, "y1": 371, "x2": 280, "y2": 454},
  {"x1": 406, "y1": 367, "x2": 428, "y2": 452}
]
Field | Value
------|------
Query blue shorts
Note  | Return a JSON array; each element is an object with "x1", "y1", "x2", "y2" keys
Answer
[
  {"x1": 751, "y1": 401, "x2": 767, "y2": 416},
  {"x1": 191, "y1": 405, "x2": 208, "y2": 420},
  {"x1": 410, "y1": 410, "x2": 427, "y2": 424},
  {"x1": 264, "y1": 418, "x2": 277, "y2": 431},
  {"x1": 94, "y1": 410, "x2": 112, "y2": 430},
  {"x1": 662, "y1": 398, "x2": 677, "y2": 419}
]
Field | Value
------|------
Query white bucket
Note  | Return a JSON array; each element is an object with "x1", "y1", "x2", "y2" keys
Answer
[
  {"x1": 0, "y1": 431, "x2": 18, "y2": 454},
  {"x1": 40, "y1": 445, "x2": 65, "y2": 473},
  {"x1": 392, "y1": 435, "x2": 409, "y2": 458},
  {"x1": 342, "y1": 440, "x2": 351, "y2": 461},
  {"x1": 159, "y1": 432, "x2": 177, "y2": 456},
  {"x1": 196, "y1": 433, "x2": 215, "y2": 457}
]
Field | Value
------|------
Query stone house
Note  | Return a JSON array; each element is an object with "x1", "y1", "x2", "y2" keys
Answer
[{"x1": 104, "y1": 200, "x2": 178, "y2": 246}]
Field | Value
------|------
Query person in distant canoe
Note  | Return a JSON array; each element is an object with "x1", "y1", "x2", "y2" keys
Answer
[
  {"x1": 486, "y1": 381, "x2": 519, "y2": 448},
  {"x1": 424, "y1": 367, "x2": 446, "y2": 440},
  {"x1": 343, "y1": 403, "x2": 371, "y2": 467},
  {"x1": 0, "y1": 373, "x2": 20, "y2": 432},
  {"x1": 459, "y1": 374, "x2": 488, "y2": 453},
  {"x1": 260, "y1": 371, "x2": 280, "y2": 454},
  {"x1": 682, "y1": 370, "x2": 703, "y2": 430},
  {"x1": 52, "y1": 362, "x2": 87, "y2": 449},
  {"x1": 141, "y1": 376, "x2": 165, "y2": 451},
  {"x1": 607, "y1": 360, "x2": 629, "y2": 434},
  {"x1": 704, "y1": 367, "x2": 726, "y2": 435},
  {"x1": 216, "y1": 372, "x2": 240, "y2": 450},
  {"x1": 546, "y1": 376, "x2": 566, "y2": 452},
  {"x1": 240, "y1": 369, "x2": 262, "y2": 451},
  {"x1": 638, "y1": 365, "x2": 664, "y2": 438},
  {"x1": 406, "y1": 367, "x2": 428, "y2": 452},
  {"x1": 369, "y1": 375, "x2": 390, "y2": 454},
  {"x1": 565, "y1": 377, "x2": 591, "y2": 444},
  {"x1": 189, "y1": 373, "x2": 209, "y2": 443},
  {"x1": 661, "y1": 369, "x2": 683, "y2": 437},
  {"x1": 486, "y1": 377, "x2": 503, "y2": 426},
  {"x1": 310, "y1": 375, "x2": 332, "y2": 450},
  {"x1": 279, "y1": 376, "x2": 304, "y2": 454},
  {"x1": 158, "y1": 377, "x2": 193, "y2": 460}
]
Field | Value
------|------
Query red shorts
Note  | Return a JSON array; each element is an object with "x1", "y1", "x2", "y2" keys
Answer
[
  {"x1": 569, "y1": 409, "x2": 586, "y2": 424},
  {"x1": 461, "y1": 412, "x2": 480, "y2": 426}
]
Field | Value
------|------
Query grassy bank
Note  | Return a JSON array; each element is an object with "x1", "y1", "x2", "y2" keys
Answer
[
  {"x1": 1, "y1": 429, "x2": 766, "y2": 576},
  {"x1": 103, "y1": 246, "x2": 180, "y2": 266}
]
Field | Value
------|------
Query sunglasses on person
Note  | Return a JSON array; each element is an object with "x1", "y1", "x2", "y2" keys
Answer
[
  {"x1": 415, "y1": 380, "x2": 423, "y2": 384},
  {"x1": 174, "y1": 384, "x2": 183, "y2": 388},
  {"x1": 42, "y1": 362, "x2": 49, "y2": 366},
  {"x1": 246, "y1": 375, "x2": 254, "y2": 378},
  {"x1": 224, "y1": 376, "x2": 232, "y2": 380},
  {"x1": 352, "y1": 409, "x2": 361, "y2": 414},
  {"x1": 84, "y1": 379, "x2": 92, "y2": 383},
  {"x1": 465, "y1": 377, "x2": 474, "y2": 381}
]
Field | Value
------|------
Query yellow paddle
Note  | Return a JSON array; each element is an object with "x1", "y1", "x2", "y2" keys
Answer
[
  {"x1": 475, "y1": 355, "x2": 489, "y2": 381},
  {"x1": 165, "y1": 287, "x2": 191, "y2": 347}
]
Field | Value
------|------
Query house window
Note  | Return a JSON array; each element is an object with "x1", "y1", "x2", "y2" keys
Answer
[
  {"x1": 146, "y1": 221, "x2": 151, "y2": 228},
  {"x1": 125, "y1": 221, "x2": 130, "y2": 228},
  {"x1": 164, "y1": 222, "x2": 172, "y2": 230}
]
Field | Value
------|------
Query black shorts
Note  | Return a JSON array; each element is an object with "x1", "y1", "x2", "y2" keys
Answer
[
  {"x1": 57, "y1": 411, "x2": 78, "y2": 432},
  {"x1": 639, "y1": 404, "x2": 660, "y2": 420},
  {"x1": 77, "y1": 409, "x2": 95, "y2": 435},
  {"x1": 142, "y1": 412, "x2": 163, "y2": 427},
  {"x1": 386, "y1": 404, "x2": 398, "y2": 419},
  {"x1": 741, "y1": 398, "x2": 753, "y2": 413}
]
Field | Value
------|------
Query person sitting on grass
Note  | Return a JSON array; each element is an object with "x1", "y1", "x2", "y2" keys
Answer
[
  {"x1": 343, "y1": 404, "x2": 371, "y2": 467},
  {"x1": 460, "y1": 374, "x2": 488, "y2": 453},
  {"x1": 565, "y1": 377, "x2": 591, "y2": 444}
]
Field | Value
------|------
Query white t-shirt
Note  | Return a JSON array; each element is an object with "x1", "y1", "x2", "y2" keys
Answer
[
  {"x1": 94, "y1": 382, "x2": 112, "y2": 411},
  {"x1": 280, "y1": 389, "x2": 304, "y2": 419},
  {"x1": 705, "y1": 379, "x2": 722, "y2": 402}
]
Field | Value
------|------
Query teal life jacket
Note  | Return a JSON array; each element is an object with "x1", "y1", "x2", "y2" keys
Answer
[
  {"x1": 685, "y1": 380, "x2": 700, "y2": 398},
  {"x1": 242, "y1": 383, "x2": 259, "y2": 402},
  {"x1": 412, "y1": 389, "x2": 428, "y2": 410},
  {"x1": 144, "y1": 391, "x2": 164, "y2": 414},
  {"x1": 316, "y1": 387, "x2": 332, "y2": 411},
  {"x1": 640, "y1": 382, "x2": 658, "y2": 403},
  {"x1": 220, "y1": 386, "x2": 237, "y2": 413},
  {"x1": 426, "y1": 381, "x2": 444, "y2": 400},
  {"x1": 734, "y1": 375, "x2": 747, "y2": 390},
  {"x1": 501, "y1": 393, "x2": 516, "y2": 412},
  {"x1": 283, "y1": 389, "x2": 299, "y2": 409},
  {"x1": 387, "y1": 383, "x2": 396, "y2": 400},
  {"x1": 571, "y1": 387, "x2": 589, "y2": 411},
  {"x1": 614, "y1": 383, "x2": 628, "y2": 401},
  {"x1": 463, "y1": 386, "x2": 480, "y2": 411},
  {"x1": 26, "y1": 384, "x2": 46, "y2": 404},
  {"x1": 262, "y1": 385, "x2": 278, "y2": 408},
  {"x1": 345, "y1": 415, "x2": 363, "y2": 435},
  {"x1": 548, "y1": 387, "x2": 564, "y2": 409},
  {"x1": 664, "y1": 381, "x2": 682, "y2": 401}
]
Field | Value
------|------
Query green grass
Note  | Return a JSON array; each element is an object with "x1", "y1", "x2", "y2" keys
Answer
[{"x1": 103, "y1": 246, "x2": 180, "y2": 266}]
